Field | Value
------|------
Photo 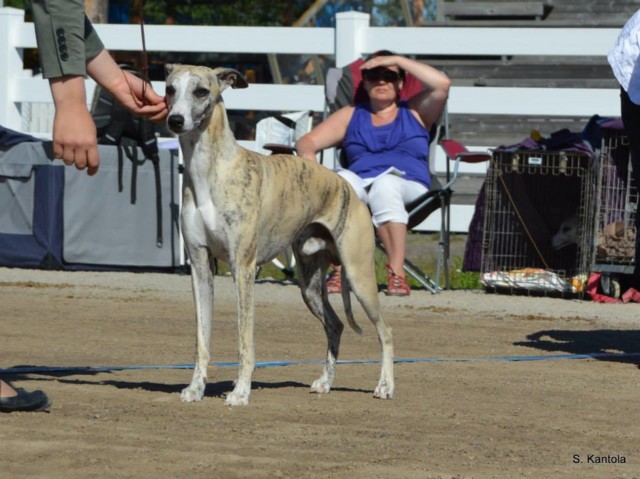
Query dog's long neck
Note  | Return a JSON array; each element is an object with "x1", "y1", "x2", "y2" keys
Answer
[{"x1": 179, "y1": 100, "x2": 239, "y2": 172}]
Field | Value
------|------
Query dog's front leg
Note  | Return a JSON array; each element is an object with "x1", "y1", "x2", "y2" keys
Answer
[
  {"x1": 181, "y1": 246, "x2": 215, "y2": 403},
  {"x1": 225, "y1": 262, "x2": 257, "y2": 406}
]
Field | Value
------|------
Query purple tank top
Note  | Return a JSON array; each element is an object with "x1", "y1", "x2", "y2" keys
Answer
[{"x1": 343, "y1": 101, "x2": 431, "y2": 188}]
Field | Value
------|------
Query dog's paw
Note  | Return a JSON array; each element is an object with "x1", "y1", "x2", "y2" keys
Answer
[
  {"x1": 224, "y1": 390, "x2": 250, "y2": 406},
  {"x1": 180, "y1": 386, "x2": 204, "y2": 403},
  {"x1": 310, "y1": 378, "x2": 332, "y2": 394},
  {"x1": 373, "y1": 384, "x2": 394, "y2": 400}
]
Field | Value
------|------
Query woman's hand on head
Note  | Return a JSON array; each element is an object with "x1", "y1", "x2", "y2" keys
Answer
[{"x1": 361, "y1": 55, "x2": 402, "y2": 72}]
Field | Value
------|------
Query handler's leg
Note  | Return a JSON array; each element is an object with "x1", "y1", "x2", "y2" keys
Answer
[
  {"x1": 620, "y1": 87, "x2": 640, "y2": 278},
  {"x1": 369, "y1": 175, "x2": 427, "y2": 296},
  {"x1": 0, "y1": 380, "x2": 51, "y2": 413},
  {"x1": 368, "y1": 175, "x2": 427, "y2": 276}
]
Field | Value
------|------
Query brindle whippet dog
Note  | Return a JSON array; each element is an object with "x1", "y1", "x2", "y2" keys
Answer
[{"x1": 164, "y1": 64, "x2": 393, "y2": 406}]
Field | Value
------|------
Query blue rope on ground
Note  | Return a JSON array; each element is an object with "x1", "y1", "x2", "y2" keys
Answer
[{"x1": 2, "y1": 351, "x2": 640, "y2": 375}]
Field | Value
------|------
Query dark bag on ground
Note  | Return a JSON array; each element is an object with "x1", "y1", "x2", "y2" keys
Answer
[{"x1": 90, "y1": 65, "x2": 164, "y2": 247}]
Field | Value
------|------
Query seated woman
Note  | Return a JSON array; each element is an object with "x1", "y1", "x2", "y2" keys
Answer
[{"x1": 295, "y1": 51, "x2": 450, "y2": 296}]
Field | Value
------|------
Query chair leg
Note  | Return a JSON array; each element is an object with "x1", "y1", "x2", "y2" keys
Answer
[
  {"x1": 271, "y1": 247, "x2": 297, "y2": 279},
  {"x1": 376, "y1": 239, "x2": 442, "y2": 294},
  {"x1": 445, "y1": 199, "x2": 451, "y2": 289},
  {"x1": 438, "y1": 198, "x2": 451, "y2": 290},
  {"x1": 403, "y1": 257, "x2": 442, "y2": 294},
  {"x1": 435, "y1": 239, "x2": 443, "y2": 290}
]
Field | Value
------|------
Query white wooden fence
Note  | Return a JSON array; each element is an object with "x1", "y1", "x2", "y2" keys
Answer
[{"x1": 0, "y1": 8, "x2": 622, "y2": 232}]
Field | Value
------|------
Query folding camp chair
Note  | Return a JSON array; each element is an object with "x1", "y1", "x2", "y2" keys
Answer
[
  {"x1": 254, "y1": 111, "x2": 314, "y2": 278},
  {"x1": 405, "y1": 137, "x2": 492, "y2": 290},
  {"x1": 325, "y1": 58, "x2": 491, "y2": 292}
]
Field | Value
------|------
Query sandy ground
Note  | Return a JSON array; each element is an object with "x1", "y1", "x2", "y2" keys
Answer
[{"x1": 1, "y1": 266, "x2": 639, "y2": 479}]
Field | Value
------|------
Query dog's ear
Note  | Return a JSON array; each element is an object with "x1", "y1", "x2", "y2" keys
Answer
[
  {"x1": 212, "y1": 67, "x2": 249, "y2": 91},
  {"x1": 165, "y1": 63, "x2": 175, "y2": 78}
]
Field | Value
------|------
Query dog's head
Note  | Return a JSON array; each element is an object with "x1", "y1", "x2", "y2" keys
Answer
[
  {"x1": 164, "y1": 64, "x2": 248, "y2": 135},
  {"x1": 551, "y1": 214, "x2": 579, "y2": 250}
]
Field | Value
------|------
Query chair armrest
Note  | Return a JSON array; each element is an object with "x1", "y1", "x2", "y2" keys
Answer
[
  {"x1": 439, "y1": 139, "x2": 467, "y2": 161},
  {"x1": 262, "y1": 143, "x2": 296, "y2": 155},
  {"x1": 437, "y1": 139, "x2": 492, "y2": 191},
  {"x1": 440, "y1": 139, "x2": 491, "y2": 163},
  {"x1": 456, "y1": 151, "x2": 492, "y2": 164}
]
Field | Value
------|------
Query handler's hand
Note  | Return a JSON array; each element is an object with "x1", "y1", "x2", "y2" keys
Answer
[
  {"x1": 88, "y1": 51, "x2": 168, "y2": 124},
  {"x1": 109, "y1": 70, "x2": 168, "y2": 123},
  {"x1": 50, "y1": 76, "x2": 100, "y2": 176}
]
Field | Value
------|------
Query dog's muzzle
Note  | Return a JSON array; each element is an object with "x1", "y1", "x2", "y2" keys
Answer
[{"x1": 167, "y1": 114, "x2": 185, "y2": 133}]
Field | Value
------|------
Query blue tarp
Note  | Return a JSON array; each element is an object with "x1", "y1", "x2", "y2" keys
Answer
[{"x1": 0, "y1": 133, "x2": 65, "y2": 269}]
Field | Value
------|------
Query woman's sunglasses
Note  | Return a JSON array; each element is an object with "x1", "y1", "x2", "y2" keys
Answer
[{"x1": 362, "y1": 68, "x2": 401, "y2": 83}]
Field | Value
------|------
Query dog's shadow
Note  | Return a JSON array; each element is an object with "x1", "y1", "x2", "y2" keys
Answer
[
  {"x1": 71, "y1": 378, "x2": 371, "y2": 397},
  {"x1": 1, "y1": 369, "x2": 372, "y2": 397},
  {"x1": 83, "y1": 379, "x2": 311, "y2": 398},
  {"x1": 515, "y1": 329, "x2": 640, "y2": 369}
]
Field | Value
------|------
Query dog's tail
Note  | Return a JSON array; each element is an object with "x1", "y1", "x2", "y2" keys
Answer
[{"x1": 340, "y1": 268, "x2": 362, "y2": 335}]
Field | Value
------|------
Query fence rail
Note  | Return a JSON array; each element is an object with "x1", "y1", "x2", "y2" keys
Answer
[{"x1": 0, "y1": 8, "x2": 622, "y2": 232}]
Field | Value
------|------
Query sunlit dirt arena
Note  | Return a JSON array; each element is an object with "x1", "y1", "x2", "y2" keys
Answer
[{"x1": 1, "y1": 266, "x2": 639, "y2": 478}]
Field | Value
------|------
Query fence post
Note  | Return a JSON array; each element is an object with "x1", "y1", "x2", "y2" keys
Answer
[
  {"x1": 0, "y1": 7, "x2": 25, "y2": 131},
  {"x1": 335, "y1": 11, "x2": 370, "y2": 67}
]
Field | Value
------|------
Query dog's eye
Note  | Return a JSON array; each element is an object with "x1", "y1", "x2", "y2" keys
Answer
[
  {"x1": 165, "y1": 85, "x2": 175, "y2": 96},
  {"x1": 193, "y1": 88, "x2": 209, "y2": 98}
]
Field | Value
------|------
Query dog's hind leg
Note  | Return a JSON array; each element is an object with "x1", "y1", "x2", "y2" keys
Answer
[
  {"x1": 181, "y1": 246, "x2": 215, "y2": 403},
  {"x1": 358, "y1": 290, "x2": 394, "y2": 399},
  {"x1": 294, "y1": 246, "x2": 344, "y2": 394},
  {"x1": 339, "y1": 231, "x2": 394, "y2": 399},
  {"x1": 224, "y1": 261, "x2": 257, "y2": 406}
]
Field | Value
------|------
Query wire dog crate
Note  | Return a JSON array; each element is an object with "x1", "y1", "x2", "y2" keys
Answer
[
  {"x1": 481, "y1": 149, "x2": 596, "y2": 296},
  {"x1": 592, "y1": 127, "x2": 638, "y2": 280}
]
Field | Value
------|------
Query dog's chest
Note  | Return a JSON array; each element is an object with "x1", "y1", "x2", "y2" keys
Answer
[
  {"x1": 182, "y1": 167, "x2": 256, "y2": 257},
  {"x1": 180, "y1": 168, "x2": 229, "y2": 249},
  {"x1": 181, "y1": 191, "x2": 220, "y2": 244}
]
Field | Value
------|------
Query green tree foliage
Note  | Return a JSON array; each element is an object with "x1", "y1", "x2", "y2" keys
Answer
[
  {"x1": 141, "y1": 0, "x2": 309, "y2": 26},
  {"x1": 1, "y1": 0, "x2": 306, "y2": 25},
  {"x1": 2, "y1": 1, "x2": 435, "y2": 26},
  {"x1": 3, "y1": 0, "x2": 28, "y2": 8}
]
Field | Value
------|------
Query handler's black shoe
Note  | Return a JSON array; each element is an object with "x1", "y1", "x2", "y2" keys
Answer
[{"x1": 0, "y1": 388, "x2": 51, "y2": 413}]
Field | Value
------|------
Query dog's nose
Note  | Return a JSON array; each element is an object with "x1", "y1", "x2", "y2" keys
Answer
[{"x1": 167, "y1": 114, "x2": 185, "y2": 131}]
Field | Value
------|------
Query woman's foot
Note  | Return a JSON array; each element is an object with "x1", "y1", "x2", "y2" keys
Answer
[
  {"x1": 385, "y1": 264, "x2": 411, "y2": 296},
  {"x1": 326, "y1": 269, "x2": 342, "y2": 294},
  {"x1": 0, "y1": 382, "x2": 51, "y2": 413}
]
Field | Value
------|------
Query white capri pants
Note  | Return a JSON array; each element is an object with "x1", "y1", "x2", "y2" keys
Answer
[{"x1": 337, "y1": 169, "x2": 429, "y2": 228}]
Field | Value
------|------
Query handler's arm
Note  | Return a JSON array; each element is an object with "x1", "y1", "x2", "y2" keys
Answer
[
  {"x1": 33, "y1": 0, "x2": 166, "y2": 175},
  {"x1": 32, "y1": 0, "x2": 104, "y2": 78},
  {"x1": 33, "y1": 0, "x2": 104, "y2": 174}
]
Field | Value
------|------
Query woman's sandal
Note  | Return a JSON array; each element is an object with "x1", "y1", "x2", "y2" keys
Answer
[
  {"x1": 0, "y1": 386, "x2": 52, "y2": 413},
  {"x1": 385, "y1": 264, "x2": 411, "y2": 297},
  {"x1": 326, "y1": 269, "x2": 342, "y2": 294}
]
